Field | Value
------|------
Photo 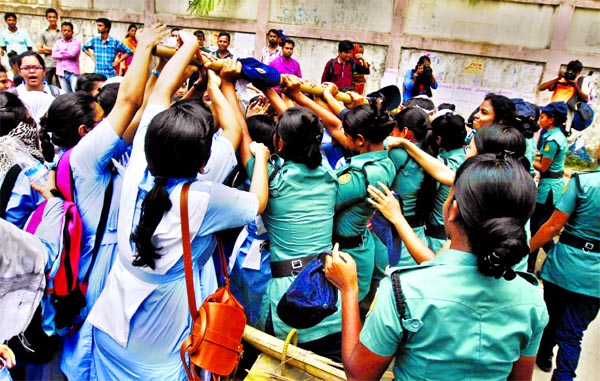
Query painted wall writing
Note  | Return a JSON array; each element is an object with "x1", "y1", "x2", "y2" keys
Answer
[{"x1": 398, "y1": 49, "x2": 544, "y2": 118}]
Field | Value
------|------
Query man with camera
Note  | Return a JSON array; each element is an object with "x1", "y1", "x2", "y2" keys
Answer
[
  {"x1": 539, "y1": 60, "x2": 589, "y2": 105},
  {"x1": 539, "y1": 60, "x2": 591, "y2": 137},
  {"x1": 403, "y1": 55, "x2": 438, "y2": 102}
]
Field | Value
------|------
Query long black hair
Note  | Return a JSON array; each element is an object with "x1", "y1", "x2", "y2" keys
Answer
[
  {"x1": 431, "y1": 112, "x2": 466, "y2": 151},
  {"x1": 275, "y1": 107, "x2": 323, "y2": 169},
  {"x1": 39, "y1": 91, "x2": 96, "y2": 162},
  {"x1": 395, "y1": 107, "x2": 438, "y2": 222},
  {"x1": 131, "y1": 99, "x2": 214, "y2": 269},
  {"x1": 453, "y1": 154, "x2": 536, "y2": 280},
  {"x1": 342, "y1": 102, "x2": 395, "y2": 144},
  {"x1": 484, "y1": 93, "x2": 516, "y2": 126},
  {"x1": 0, "y1": 91, "x2": 28, "y2": 136}
]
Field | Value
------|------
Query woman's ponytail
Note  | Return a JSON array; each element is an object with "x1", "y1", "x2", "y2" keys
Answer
[
  {"x1": 131, "y1": 176, "x2": 173, "y2": 269},
  {"x1": 471, "y1": 217, "x2": 528, "y2": 280}
]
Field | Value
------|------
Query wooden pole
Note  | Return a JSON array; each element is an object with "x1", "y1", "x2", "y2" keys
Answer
[
  {"x1": 242, "y1": 325, "x2": 346, "y2": 381},
  {"x1": 152, "y1": 45, "x2": 353, "y2": 104}
]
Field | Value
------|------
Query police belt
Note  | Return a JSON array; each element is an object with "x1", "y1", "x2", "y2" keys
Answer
[
  {"x1": 270, "y1": 255, "x2": 315, "y2": 278},
  {"x1": 540, "y1": 170, "x2": 564, "y2": 179},
  {"x1": 425, "y1": 223, "x2": 446, "y2": 240},
  {"x1": 332, "y1": 233, "x2": 363, "y2": 249},
  {"x1": 559, "y1": 231, "x2": 600, "y2": 252},
  {"x1": 390, "y1": 215, "x2": 423, "y2": 240}
]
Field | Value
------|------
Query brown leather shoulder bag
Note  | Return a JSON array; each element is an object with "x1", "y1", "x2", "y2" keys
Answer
[{"x1": 179, "y1": 182, "x2": 246, "y2": 381}]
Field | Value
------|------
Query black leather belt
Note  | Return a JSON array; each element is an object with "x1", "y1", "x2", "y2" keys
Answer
[
  {"x1": 405, "y1": 215, "x2": 423, "y2": 228},
  {"x1": 332, "y1": 233, "x2": 363, "y2": 249},
  {"x1": 425, "y1": 223, "x2": 446, "y2": 239},
  {"x1": 559, "y1": 231, "x2": 599, "y2": 252},
  {"x1": 270, "y1": 255, "x2": 315, "y2": 278},
  {"x1": 540, "y1": 171, "x2": 564, "y2": 179}
]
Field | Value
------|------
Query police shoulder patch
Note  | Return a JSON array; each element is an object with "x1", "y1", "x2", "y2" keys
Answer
[{"x1": 339, "y1": 173, "x2": 352, "y2": 184}]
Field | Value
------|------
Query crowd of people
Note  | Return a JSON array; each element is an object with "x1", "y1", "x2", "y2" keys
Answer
[{"x1": 0, "y1": 10, "x2": 598, "y2": 381}]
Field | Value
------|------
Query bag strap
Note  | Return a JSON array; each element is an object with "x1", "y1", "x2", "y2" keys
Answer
[
  {"x1": 0, "y1": 164, "x2": 22, "y2": 219},
  {"x1": 180, "y1": 182, "x2": 198, "y2": 320},
  {"x1": 390, "y1": 271, "x2": 409, "y2": 343},
  {"x1": 216, "y1": 233, "x2": 230, "y2": 286},
  {"x1": 82, "y1": 166, "x2": 115, "y2": 285},
  {"x1": 56, "y1": 148, "x2": 75, "y2": 202}
]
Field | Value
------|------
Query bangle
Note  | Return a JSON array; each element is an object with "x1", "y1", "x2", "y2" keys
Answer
[{"x1": 151, "y1": 69, "x2": 160, "y2": 77}]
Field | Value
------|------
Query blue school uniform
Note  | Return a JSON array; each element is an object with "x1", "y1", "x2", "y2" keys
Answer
[{"x1": 84, "y1": 105, "x2": 258, "y2": 380}]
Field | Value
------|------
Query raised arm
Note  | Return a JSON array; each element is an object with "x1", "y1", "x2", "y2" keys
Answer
[
  {"x1": 214, "y1": 59, "x2": 244, "y2": 151},
  {"x1": 387, "y1": 137, "x2": 455, "y2": 186},
  {"x1": 367, "y1": 183, "x2": 435, "y2": 263},
  {"x1": 247, "y1": 142, "x2": 270, "y2": 214},
  {"x1": 122, "y1": 59, "x2": 167, "y2": 145},
  {"x1": 106, "y1": 23, "x2": 168, "y2": 138},
  {"x1": 282, "y1": 74, "x2": 349, "y2": 149},
  {"x1": 148, "y1": 31, "x2": 199, "y2": 108}
]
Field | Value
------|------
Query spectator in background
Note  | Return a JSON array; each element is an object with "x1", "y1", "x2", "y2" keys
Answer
[
  {"x1": 539, "y1": 60, "x2": 590, "y2": 105},
  {"x1": 213, "y1": 32, "x2": 233, "y2": 59},
  {"x1": 52, "y1": 21, "x2": 80, "y2": 93},
  {"x1": 38, "y1": 8, "x2": 61, "y2": 86},
  {"x1": 82, "y1": 18, "x2": 131, "y2": 78},
  {"x1": 260, "y1": 29, "x2": 282, "y2": 64},
  {"x1": 0, "y1": 13, "x2": 32, "y2": 57},
  {"x1": 119, "y1": 24, "x2": 138, "y2": 75},
  {"x1": 277, "y1": 29, "x2": 287, "y2": 47},
  {"x1": 76, "y1": 73, "x2": 106, "y2": 95},
  {"x1": 539, "y1": 60, "x2": 591, "y2": 136},
  {"x1": 321, "y1": 40, "x2": 370, "y2": 90},
  {"x1": 7, "y1": 51, "x2": 22, "y2": 87},
  {"x1": 0, "y1": 64, "x2": 11, "y2": 90},
  {"x1": 351, "y1": 43, "x2": 370, "y2": 95},
  {"x1": 403, "y1": 55, "x2": 438, "y2": 102},
  {"x1": 269, "y1": 39, "x2": 302, "y2": 77},
  {"x1": 193, "y1": 30, "x2": 211, "y2": 53},
  {"x1": 187, "y1": 30, "x2": 211, "y2": 91}
]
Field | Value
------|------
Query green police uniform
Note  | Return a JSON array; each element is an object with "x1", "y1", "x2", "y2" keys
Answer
[
  {"x1": 541, "y1": 170, "x2": 600, "y2": 298},
  {"x1": 537, "y1": 127, "x2": 567, "y2": 205},
  {"x1": 247, "y1": 156, "x2": 341, "y2": 343},
  {"x1": 360, "y1": 249, "x2": 549, "y2": 380},
  {"x1": 389, "y1": 147, "x2": 428, "y2": 267},
  {"x1": 334, "y1": 150, "x2": 396, "y2": 301},
  {"x1": 426, "y1": 148, "x2": 465, "y2": 253},
  {"x1": 525, "y1": 136, "x2": 537, "y2": 176}
]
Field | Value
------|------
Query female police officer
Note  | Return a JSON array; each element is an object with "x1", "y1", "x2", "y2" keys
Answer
[
  {"x1": 325, "y1": 154, "x2": 548, "y2": 381},
  {"x1": 528, "y1": 101, "x2": 568, "y2": 272},
  {"x1": 333, "y1": 102, "x2": 396, "y2": 302}
]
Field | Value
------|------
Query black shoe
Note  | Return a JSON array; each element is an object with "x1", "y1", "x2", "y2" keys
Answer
[{"x1": 536, "y1": 356, "x2": 553, "y2": 372}]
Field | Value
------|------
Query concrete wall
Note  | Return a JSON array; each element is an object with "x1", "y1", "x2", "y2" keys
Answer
[{"x1": 2, "y1": 0, "x2": 599, "y2": 155}]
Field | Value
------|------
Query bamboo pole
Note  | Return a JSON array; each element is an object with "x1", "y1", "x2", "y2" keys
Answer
[
  {"x1": 152, "y1": 45, "x2": 353, "y2": 104},
  {"x1": 242, "y1": 325, "x2": 346, "y2": 381}
]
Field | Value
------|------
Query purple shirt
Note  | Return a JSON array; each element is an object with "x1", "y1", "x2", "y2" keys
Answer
[
  {"x1": 52, "y1": 38, "x2": 81, "y2": 76},
  {"x1": 269, "y1": 56, "x2": 302, "y2": 77}
]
